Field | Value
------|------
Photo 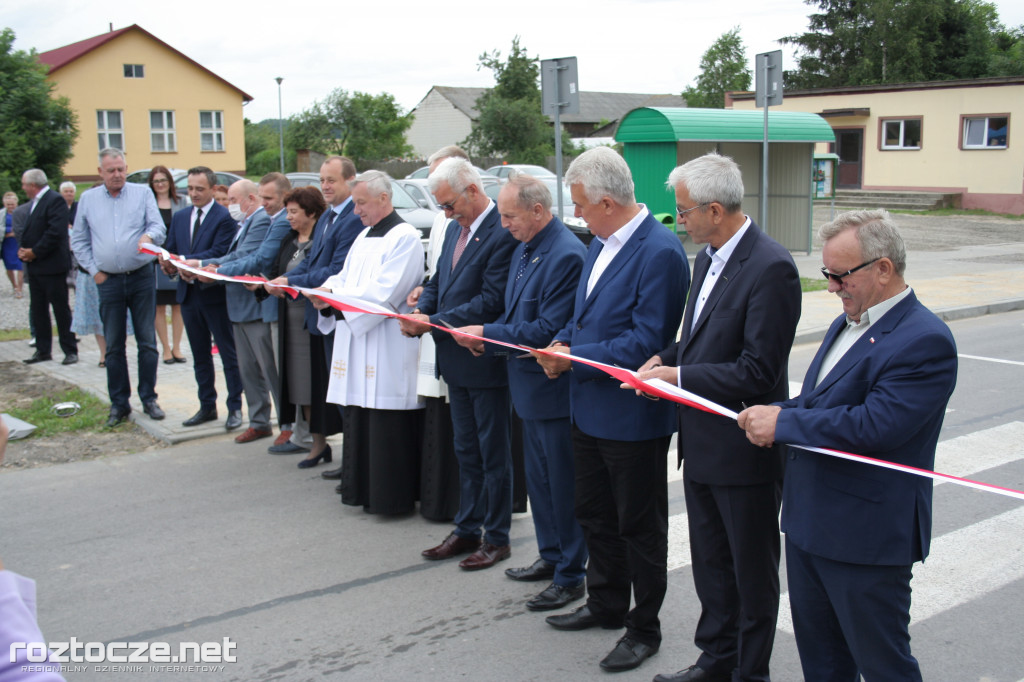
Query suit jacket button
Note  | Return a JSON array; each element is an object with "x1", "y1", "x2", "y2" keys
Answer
[{"x1": 576, "y1": 323, "x2": 582, "y2": 330}]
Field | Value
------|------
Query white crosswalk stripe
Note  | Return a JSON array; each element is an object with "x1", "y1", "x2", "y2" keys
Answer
[{"x1": 772, "y1": 421, "x2": 1024, "y2": 633}]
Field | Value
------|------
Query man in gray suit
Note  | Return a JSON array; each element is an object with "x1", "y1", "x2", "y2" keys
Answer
[{"x1": 193, "y1": 179, "x2": 278, "y2": 443}]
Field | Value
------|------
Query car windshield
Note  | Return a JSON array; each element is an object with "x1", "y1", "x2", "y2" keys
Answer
[{"x1": 390, "y1": 182, "x2": 418, "y2": 210}]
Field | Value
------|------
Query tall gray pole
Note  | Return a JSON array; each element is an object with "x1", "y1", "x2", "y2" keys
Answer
[
  {"x1": 761, "y1": 59, "x2": 769, "y2": 230},
  {"x1": 275, "y1": 77, "x2": 284, "y2": 174}
]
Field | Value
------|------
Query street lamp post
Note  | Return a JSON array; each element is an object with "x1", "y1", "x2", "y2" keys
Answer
[{"x1": 275, "y1": 77, "x2": 284, "y2": 173}]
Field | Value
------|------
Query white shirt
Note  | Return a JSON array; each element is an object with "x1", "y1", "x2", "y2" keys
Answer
[
  {"x1": 691, "y1": 217, "x2": 751, "y2": 330},
  {"x1": 586, "y1": 206, "x2": 649, "y2": 298},
  {"x1": 815, "y1": 286, "x2": 913, "y2": 387},
  {"x1": 189, "y1": 198, "x2": 215, "y2": 243}
]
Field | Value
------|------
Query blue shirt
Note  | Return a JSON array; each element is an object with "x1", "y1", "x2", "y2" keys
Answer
[{"x1": 71, "y1": 182, "x2": 166, "y2": 275}]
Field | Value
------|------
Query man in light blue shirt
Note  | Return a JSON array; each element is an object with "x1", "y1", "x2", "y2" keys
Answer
[{"x1": 71, "y1": 148, "x2": 167, "y2": 427}]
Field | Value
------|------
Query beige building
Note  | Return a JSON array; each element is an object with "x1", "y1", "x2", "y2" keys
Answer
[
  {"x1": 38, "y1": 24, "x2": 252, "y2": 181},
  {"x1": 729, "y1": 77, "x2": 1024, "y2": 214}
]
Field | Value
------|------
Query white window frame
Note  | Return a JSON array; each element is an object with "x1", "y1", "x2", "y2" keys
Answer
[
  {"x1": 880, "y1": 118, "x2": 921, "y2": 150},
  {"x1": 150, "y1": 110, "x2": 176, "y2": 152},
  {"x1": 199, "y1": 110, "x2": 224, "y2": 152},
  {"x1": 97, "y1": 110, "x2": 124, "y2": 152},
  {"x1": 962, "y1": 115, "x2": 1008, "y2": 149},
  {"x1": 123, "y1": 64, "x2": 144, "y2": 78}
]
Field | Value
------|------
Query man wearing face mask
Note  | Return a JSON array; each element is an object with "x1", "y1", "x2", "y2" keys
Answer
[{"x1": 190, "y1": 179, "x2": 278, "y2": 442}]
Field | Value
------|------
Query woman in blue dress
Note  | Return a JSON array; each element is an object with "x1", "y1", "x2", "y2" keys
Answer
[{"x1": 1, "y1": 192, "x2": 24, "y2": 298}]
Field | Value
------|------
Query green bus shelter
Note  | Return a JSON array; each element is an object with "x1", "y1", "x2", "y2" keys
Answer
[{"x1": 615, "y1": 107, "x2": 835, "y2": 252}]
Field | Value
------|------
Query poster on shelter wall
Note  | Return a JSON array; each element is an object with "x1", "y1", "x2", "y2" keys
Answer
[{"x1": 813, "y1": 159, "x2": 835, "y2": 199}]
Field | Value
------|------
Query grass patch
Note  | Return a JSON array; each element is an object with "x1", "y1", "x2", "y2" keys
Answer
[
  {"x1": 801, "y1": 277, "x2": 830, "y2": 292},
  {"x1": 0, "y1": 328, "x2": 32, "y2": 342},
  {"x1": 889, "y1": 207, "x2": 1024, "y2": 220},
  {"x1": 7, "y1": 388, "x2": 113, "y2": 437}
]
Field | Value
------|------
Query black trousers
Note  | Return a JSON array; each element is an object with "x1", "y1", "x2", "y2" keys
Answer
[
  {"x1": 28, "y1": 271, "x2": 76, "y2": 357},
  {"x1": 572, "y1": 425, "x2": 671, "y2": 648}
]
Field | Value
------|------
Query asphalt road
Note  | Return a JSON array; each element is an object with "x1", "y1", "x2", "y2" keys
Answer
[{"x1": 2, "y1": 312, "x2": 1024, "y2": 681}]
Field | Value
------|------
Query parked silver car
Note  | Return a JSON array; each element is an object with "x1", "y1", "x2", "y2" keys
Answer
[{"x1": 126, "y1": 168, "x2": 245, "y2": 205}]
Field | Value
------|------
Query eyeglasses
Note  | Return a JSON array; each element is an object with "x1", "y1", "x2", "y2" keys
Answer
[
  {"x1": 438, "y1": 189, "x2": 465, "y2": 212},
  {"x1": 676, "y1": 203, "x2": 709, "y2": 218},
  {"x1": 820, "y1": 257, "x2": 880, "y2": 283}
]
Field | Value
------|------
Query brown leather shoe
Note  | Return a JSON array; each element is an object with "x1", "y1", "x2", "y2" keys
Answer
[
  {"x1": 235, "y1": 427, "x2": 273, "y2": 443},
  {"x1": 459, "y1": 543, "x2": 511, "y2": 571},
  {"x1": 421, "y1": 532, "x2": 481, "y2": 561},
  {"x1": 273, "y1": 429, "x2": 293, "y2": 446}
]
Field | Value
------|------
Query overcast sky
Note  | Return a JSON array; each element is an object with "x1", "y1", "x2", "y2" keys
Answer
[{"x1": 9, "y1": 0, "x2": 1024, "y2": 123}]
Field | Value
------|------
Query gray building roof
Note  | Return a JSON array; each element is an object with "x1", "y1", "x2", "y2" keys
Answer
[{"x1": 423, "y1": 86, "x2": 685, "y2": 126}]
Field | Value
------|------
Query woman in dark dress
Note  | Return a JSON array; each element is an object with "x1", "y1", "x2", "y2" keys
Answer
[
  {"x1": 254, "y1": 186, "x2": 339, "y2": 469},
  {"x1": 148, "y1": 166, "x2": 187, "y2": 364}
]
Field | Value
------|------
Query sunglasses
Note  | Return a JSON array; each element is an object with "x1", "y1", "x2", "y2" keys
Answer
[{"x1": 820, "y1": 257, "x2": 880, "y2": 283}]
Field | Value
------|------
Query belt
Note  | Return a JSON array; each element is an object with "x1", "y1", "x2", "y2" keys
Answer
[{"x1": 100, "y1": 263, "x2": 152, "y2": 278}]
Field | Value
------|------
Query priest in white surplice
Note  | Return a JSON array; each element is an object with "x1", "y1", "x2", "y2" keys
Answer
[{"x1": 314, "y1": 171, "x2": 426, "y2": 514}]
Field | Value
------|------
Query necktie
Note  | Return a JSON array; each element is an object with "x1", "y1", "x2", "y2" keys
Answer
[
  {"x1": 191, "y1": 208, "x2": 203, "y2": 249},
  {"x1": 512, "y1": 244, "x2": 532, "y2": 294},
  {"x1": 451, "y1": 226, "x2": 471, "y2": 271}
]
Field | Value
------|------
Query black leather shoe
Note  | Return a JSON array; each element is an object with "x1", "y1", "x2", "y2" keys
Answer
[
  {"x1": 142, "y1": 400, "x2": 165, "y2": 420},
  {"x1": 599, "y1": 636, "x2": 658, "y2": 672},
  {"x1": 182, "y1": 407, "x2": 217, "y2": 427},
  {"x1": 505, "y1": 557, "x2": 556, "y2": 582},
  {"x1": 526, "y1": 582, "x2": 586, "y2": 611},
  {"x1": 335, "y1": 483, "x2": 343, "y2": 494},
  {"x1": 224, "y1": 410, "x2": 243, "y2": 431},
  {"x1": 545, "y1": 605, "x2": 622, "y2": 631},
  {"x1": 653, "y1": 664, "x2": 731, "y2": 682},
  {"x1": 105, "y1": 408, "x2": 131, "y2": 428},
  {"x1": 321, "y1": 465, "x2": 343, "y2": 480},
  {"x1": 61, "y1": 354, "x2": 78, "y2": 365},
  {"x1": 23, "y1": 352, "x2": 52, "y2": 364}
]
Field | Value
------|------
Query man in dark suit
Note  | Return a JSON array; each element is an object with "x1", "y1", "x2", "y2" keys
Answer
[
  {"x1": 18, "y1": 169, "x2": 77, "y2": 365},
  {"x1": 636, "y1": 153, "x2": 802, "y2": 682},
  {"x1": 267, "y1": 156, "x2": 361, "y2": 465},
  {"x1": 739, "y1": 210, "x2": 957, "y2": 682},
  {"x1": 534, "y1": 147, "x2": 690, "y2": 673},
  {"x1": 399, "y1": 157, "x2": 518, "y2": 571},
  {"x1": 160, "y1": 167, "x2": 243, "y2": 430},
  {"x1": 452, "y1": 173, "x2": 589, "y2": 610},
  {"x1": 195, "y1": 179, "x2": 277, "y2": 443}
]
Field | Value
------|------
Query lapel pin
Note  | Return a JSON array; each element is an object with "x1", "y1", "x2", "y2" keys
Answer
[
  {"x1": 869, "y1": 337, "x2": 875, "y2": 343},
  {"x1": 531, "y1": 257, "x2": 540, "y2": 263},
  {"x1": 474, "y1": 237, "x2": 480, "y2": 242}
]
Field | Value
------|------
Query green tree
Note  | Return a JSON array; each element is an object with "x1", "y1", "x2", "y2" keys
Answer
[
  {"x1": 781, "y1": 0, "x2": 1012, "y2": 88},
  {"x1": 464, "y1": 37, "x2": 552, "y2": 165},
  {"x1": 245, "y1": 118, "x2": 295, "y2": 175},
  {"x1": 989, "y1": 24, "x2": 1024, "y2": 75},
  {"x1": 683, "y1": 27, "x2": 752, "y2": 109},
  {"x1": 286, "y1": 88, "x2": 412, "y2": 167},
  {"x1": 0, "y1": 28, "x2": 77, "y2": 195}
]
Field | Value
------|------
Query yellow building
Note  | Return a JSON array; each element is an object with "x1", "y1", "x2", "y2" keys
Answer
[
  {"x1": 729, "y1": 77, "x2": 1024, "y2": 215},
  {"x1": 38, "y1": 24, "x2": 252, "y2": 181}
]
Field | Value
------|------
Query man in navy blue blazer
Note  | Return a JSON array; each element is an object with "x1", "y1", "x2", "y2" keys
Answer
[
  {"x1": 638, "y1": 154, "x2": 802, "y2": 682},
  {"x1": 739, "y1": 210, "x2": 958, "y2": 682},
  {"x1": 534, "y1": 147, "x2": 690, "y2": 673},
  {"x1": 399, "y1": 158, "x2": 518, "y2": 571},
  {"x1": 160, "y1": 167, "x2": 243, "y2": 430},
  {"x1": 452, "y1": 174, "x2": 589, "y2": 611},
  {"x1": 267, "y1": 157, "x2": 362, "y2": 466}
]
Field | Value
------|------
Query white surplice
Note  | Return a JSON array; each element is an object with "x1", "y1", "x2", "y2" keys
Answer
[{"x1": 318, "y1": 220, "x2": 425, "y2": 410}]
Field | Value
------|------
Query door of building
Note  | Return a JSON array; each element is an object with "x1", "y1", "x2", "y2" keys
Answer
[{"x1": 832, "y1": 129, "x2": 863, "y2": 189}]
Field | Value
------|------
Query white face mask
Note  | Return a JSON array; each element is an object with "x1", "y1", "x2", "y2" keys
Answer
[{"x1": 228, "y1": 204, "x2": 246, "y2": 222}]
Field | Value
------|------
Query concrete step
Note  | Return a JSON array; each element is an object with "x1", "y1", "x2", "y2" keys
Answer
[{"x1": 815, "y1": 191, "x2": 959, "y2": 211}]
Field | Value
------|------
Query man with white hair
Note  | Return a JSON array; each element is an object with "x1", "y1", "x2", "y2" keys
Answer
[
  {"x1": 534, "y1": 146, "x2": 690, "y2": 673},
  {"x1": 399, "y1": 157, "x2": 518, "y2": 570},
  {"x1": 313, "y1": 170, "x2": 425, "y2": 514},
  {"x1": 19, "y1": 168, "x2": 77, "y2": 366},
  {"x1": 194, "y1": 179, "x2": 279, "y2": 443}
]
